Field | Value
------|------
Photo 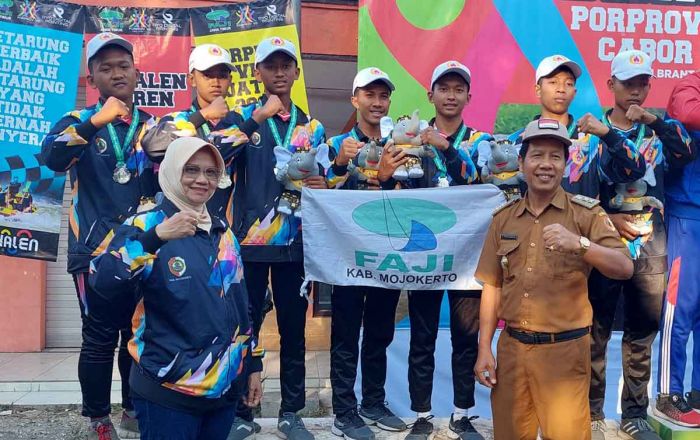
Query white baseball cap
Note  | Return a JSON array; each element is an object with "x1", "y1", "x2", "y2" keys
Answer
[
  {"x1": 86, "y1": 32, "x2": 133, "y2": 65},
  {"x1": 255, "y1": 37, "x2": 297, "y2": 65},
  {"x1": 189, "y1": 44, "x2": 234, "y2": 73},
  {"x1": 611, "y1": 50, "x2": 653, "y2": 80},
  {"x1": 535, "y1": 55, "x2": 582, "y2": 83},
  {"x1": 430, "y1": 61, "x2": 471, "y2": 89},
  {"x1": 352, "y1": 67, "x2": 395, "y2": 95}
]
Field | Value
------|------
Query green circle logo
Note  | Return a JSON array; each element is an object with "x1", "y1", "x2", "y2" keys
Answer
[
  {"x1": 352, "y1": 198, "x2": 456, "y2": 252},
  {"x1": 396, "y1": 0, "x2": 465, "y2": 30}
]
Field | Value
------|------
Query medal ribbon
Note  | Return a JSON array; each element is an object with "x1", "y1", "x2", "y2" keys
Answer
[
  {"x1": 95, "y1": 102, "x2": 140, "y2": 168},
  {"x1": 431, "y1": 123, "x2": 467, "y2": 180},
  {"x1": 603, "y1": 113, "x2": 647, "y2": 153},
  {"x1": 191, "y1": 105, "x2": 212, "y2": 137},
  {"x1": 257, "y1": 100, "x2": 298, "y2": 148}
]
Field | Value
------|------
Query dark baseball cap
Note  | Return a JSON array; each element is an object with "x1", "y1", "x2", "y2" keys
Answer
[{"x1": 521, "y1": 119, "x2": 572, "y2": 147}]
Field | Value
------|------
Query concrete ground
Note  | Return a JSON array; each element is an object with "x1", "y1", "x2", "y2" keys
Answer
[{"x1": 0, "y1": 351, "x2": 672, "y2": 439}]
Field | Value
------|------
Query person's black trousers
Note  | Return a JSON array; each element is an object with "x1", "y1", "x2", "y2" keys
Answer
[
  {"x1": 238, "y1": 261, "x2": 308, "y2": 417},
  {"x1": 407, "y1": 289, "x2": 481, "y2": 413},
  {"x1": 330, "y1": 285, "x2": 401, "y2": 416},
  {"x1": 589, "y1": 269, "x2": 665, "y2": 420},
  {"x1": 73, "y1": 273, "x2": 134, "y2": 418}
]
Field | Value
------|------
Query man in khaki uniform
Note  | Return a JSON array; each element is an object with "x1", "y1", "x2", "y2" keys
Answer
[{"x1": 473, "y1": 119, "x2": 634, "y2": 440}]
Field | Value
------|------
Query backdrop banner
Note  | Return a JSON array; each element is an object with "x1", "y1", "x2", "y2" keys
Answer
[
  {"x1": 0, "y1": 0, "x2": 84, "y2": 260},
  {"x1": 85, "y1": 6, "x2": 191, "y2": 117},
  {"x1": 359, "y1": 0, "x2": 700, "y2": 134},
  {"x1": 190, "y1": 0, "x2": 309, "y2": 113}
]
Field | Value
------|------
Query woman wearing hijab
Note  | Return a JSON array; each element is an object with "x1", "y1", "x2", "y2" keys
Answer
[{"x1": 89, "y1": 137, "x2": 262, "y2": 440}]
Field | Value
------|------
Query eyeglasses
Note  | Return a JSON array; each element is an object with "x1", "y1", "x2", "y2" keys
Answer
[{"x1": 183, "y1": 165, "x2": 221, "y2": 181}]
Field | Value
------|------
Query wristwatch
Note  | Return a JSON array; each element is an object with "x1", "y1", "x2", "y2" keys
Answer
[{"x1": 579, "y1": 236, "x2": 591, "y2": 255}]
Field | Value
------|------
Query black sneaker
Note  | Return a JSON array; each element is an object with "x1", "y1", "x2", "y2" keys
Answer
[
  {"x1": 332, "y1": 410, "x2": 375, "y2": 440},
  {"x1": 228, "y1": 418, "x2": 260, "y2": 440},
  {"x1": 404, "y1": 416, "x2": 434, "y2": 440},
  {"x1": 447, "y1": 415, "x2": 484, "y2": 440},
  {"x1": 277, "y1": 412, "x2": 315, "y2": 440},
  {"x1": 359, "y1": 404, "x2": 407, "y2": 432},
  {"x1": 686, "y1": 390, "x2": 700, "y2": 411},
  {"x1": 618, "y1": 417, "x2": 661, "y2": 440}
]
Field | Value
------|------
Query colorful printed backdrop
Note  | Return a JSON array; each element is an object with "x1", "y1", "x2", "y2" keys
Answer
[{"x1": 359, "y1": 0, "x2": 700, "y2": 133}]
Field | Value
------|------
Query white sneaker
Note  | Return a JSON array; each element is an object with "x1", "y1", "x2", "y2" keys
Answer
[{"x1": 591, "y1": 419, "x2": 606, "y2": 440}]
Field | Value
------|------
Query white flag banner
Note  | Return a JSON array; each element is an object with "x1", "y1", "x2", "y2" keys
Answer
[{"x1": 301, "y1": 185, "x2": 506, "y2": 291}]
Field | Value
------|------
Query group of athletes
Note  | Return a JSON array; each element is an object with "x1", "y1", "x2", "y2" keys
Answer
[{"x1": 39, "y1": 30, "x2": 700, "y2": 440}]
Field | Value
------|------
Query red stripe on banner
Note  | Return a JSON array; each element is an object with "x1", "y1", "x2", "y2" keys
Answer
[
  {"x1": 85, "y1": 33, "x2": 192, "y2": 117},
  {"x1": 463, "y1": 8, "x2": 522, "y2": 130},
  {"x1": 667, "y1": 256, "x2": 681, "y2": 306}
]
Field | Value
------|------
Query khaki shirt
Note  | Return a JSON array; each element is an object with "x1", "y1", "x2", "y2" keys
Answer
[{"x1": 475, "y1": 187, "x2": 628, "y2": 333}]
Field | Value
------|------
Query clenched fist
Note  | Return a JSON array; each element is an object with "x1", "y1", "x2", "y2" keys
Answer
[
  {"x1": 302, "y1": 176, "x2": 328, "y2": 189},
  {"x1": 577, "y1": 113, "x2": 609, "y2": 137},
  {"x1": 377, "y1": 145, "x2": 408, "y2": 182},
  {"x1": 201, "y1": 96, "x2": 229, "y2": 121},
  {"x1": 155, "y1": 211, "x2": 199, "y2": 241},
  {"x1": 254, "y1": 94, "x2": 286, "y2": 123},
  {"x1": 335, "y1": 137, "x2": 363, "y2": 167},
  {"x1": 626, "y1": 105, "x2": 657, "y2": 125},
  {"x1": 474, "y1": 348, "x2": 497, "y2": 388},
  {"x1": 91, "y1": 96, "x2": 129, "y2": 128},
  {"x1": 420, "y1": 127, "x2": 449, "y2": 151},
  {"x1": 542, "y1": 223, "x2": 581, "y2": 254},
  {"x1": 609, "y1": 213, "x2": 640, "y2": 241}
]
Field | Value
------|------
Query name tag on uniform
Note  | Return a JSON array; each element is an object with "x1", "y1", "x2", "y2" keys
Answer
[{"x1": 500, "y1": 233, "x2": 518, "y2": 240}]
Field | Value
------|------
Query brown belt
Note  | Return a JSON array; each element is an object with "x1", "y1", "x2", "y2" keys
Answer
[{"x1": 506, "y1": 326, "x2": 590, "y2": 345}]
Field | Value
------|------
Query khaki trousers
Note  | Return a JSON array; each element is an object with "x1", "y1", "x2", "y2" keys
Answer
[{"x1": 491, "y1": 332, "x2": 592, "y2": 440}]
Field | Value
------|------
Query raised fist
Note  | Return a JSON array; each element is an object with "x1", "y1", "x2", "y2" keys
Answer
[
  {"x1": 91, "y1": 96, "x2": 129, "y2": 128},
  {"x1": 155, "y1": 211, "x2": 199, "y2": 241},
  {"x1": 201, "y1": 96, "x2": 230, "y2": 121},
  {"x1": 577, "y1": 113, "x2": 609, "y2": 137}
]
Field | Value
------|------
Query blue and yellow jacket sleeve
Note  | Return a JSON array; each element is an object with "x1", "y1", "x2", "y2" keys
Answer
[
  {"x1": 41, "y1": 108, "x2": 99, "y2": 171},
  {"x1": 207, "y1": 114, "x2": 249, "y2": 166},
  {"x1": 234, "y1": 102, "x2": 264, "y2": 137},
  {"x1": 326, "y1": 132, "x2": 352, "y2": 188},
  {"x1": 88, "y1": 210, "x2": 166, "y2": 300},
  {"x1": 598, "y1": 129, "x2": 646, "y2": 184},
  {"x1": 141, "y1": 109, "x2": 249, "y2": 166},
  {"x1": 656, "y1": 117, "x2": 696, "y2": 168},
  {"x1": 447, "y1": 130, "x2": 493, "y2": 185}
]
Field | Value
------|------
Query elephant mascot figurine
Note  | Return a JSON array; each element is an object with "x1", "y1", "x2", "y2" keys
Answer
[
  {"x1": 481, "y1": 140, "x2": 525, "y2": 200},
  {"x1": 610, "y1": 165, "x2": 663, "y2": 237},
  {"x1": 274, "y1": 135, "x2": 331, "y2": 218},
  {"x1": 348, "y1": 140, "x2": 383, "y2": 189},
  {"x1": 383, "y1": 110, "x2": 434, "y2": 180}
]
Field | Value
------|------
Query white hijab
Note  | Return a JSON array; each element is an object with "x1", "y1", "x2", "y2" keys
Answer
[{"x1": 158, "y1": 137, "x2": 225, "y2": 232}]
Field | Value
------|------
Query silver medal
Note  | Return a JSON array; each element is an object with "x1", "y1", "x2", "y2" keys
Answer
[
  {"x1": 218, "y1": 173, "x2": 232, "y2": 189},
  {"x1": 113, "y1": 165, "x2": 131, "y2": 184}
]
